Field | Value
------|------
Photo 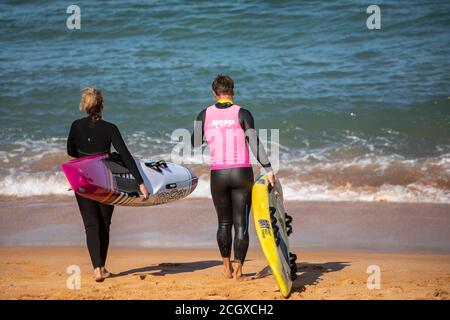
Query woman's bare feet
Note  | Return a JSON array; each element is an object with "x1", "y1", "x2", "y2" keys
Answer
[
  {"x1": 222, "y1": 257, "x2": 234, "y2": 279},
  {"x1": 101, "y1": 267, "x2": 112, "y2": 278},
  {"x1": 233, "y1": 261, "x2": 252, "y2": 281},
  {"x1": 94, "y1": 267, "x2": 104, "y2": 282}
]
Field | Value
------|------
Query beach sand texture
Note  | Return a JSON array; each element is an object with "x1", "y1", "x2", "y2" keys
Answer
[
  {"x1": 0, "y1": 198, "x2": 449, "y2": 300},
  {"x1": 1, "y1": 247, "x2": 449, "y2": 300}
]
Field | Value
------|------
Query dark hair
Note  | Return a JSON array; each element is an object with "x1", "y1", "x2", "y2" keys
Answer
[{"x1": 212, "y1": 74, "x2": 234, "y2": 95}]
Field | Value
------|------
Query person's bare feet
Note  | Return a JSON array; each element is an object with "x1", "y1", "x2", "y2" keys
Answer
[
  {"x1": 94, "y1": 267, "x2": 104, "y2": 282},
  {"x1": 101, "y1": 267, "x2": 112, "y2": 278},
  {"x1": 222, "y1": 257, "x2": 234, "y2": 279},
  {"x1": 234, "y1": 270, "x2": 253, "y2": 281},
  {"x1": 234, "y1": 274, "x2": 253, "y2": 281},
  {"x1": 233, "y1": 261, "x2": 253, "y2": 281},
  {"x1": 223, "y1": 269, "x2": 233, "y2": 279}
]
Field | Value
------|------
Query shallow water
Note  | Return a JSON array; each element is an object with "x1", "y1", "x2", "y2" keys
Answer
[{"x1": 0, "y1": 1, "x2": 449, "y2": 202}]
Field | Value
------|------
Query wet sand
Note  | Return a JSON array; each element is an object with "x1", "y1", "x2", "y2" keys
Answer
[
  {"x1": 1, "y1": 197, "x2": 450, "y2": 252},
  {"x1": 0, "y1": 197, "x2": 449, "y2": 299}
]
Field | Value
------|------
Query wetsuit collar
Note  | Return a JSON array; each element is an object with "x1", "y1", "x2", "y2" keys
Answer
[{"x1": 217, "y1": 98, "x2": 233, "y2": 104}]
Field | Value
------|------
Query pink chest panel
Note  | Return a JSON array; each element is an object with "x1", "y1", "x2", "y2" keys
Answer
[{"x1": 204, "y1": 104, "x2": 250, "y2": 170}]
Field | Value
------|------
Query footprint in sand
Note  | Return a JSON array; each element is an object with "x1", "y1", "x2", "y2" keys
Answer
[
  {"x1": 387, "y1": 286, "x2": 404, "y2": 294},
  {"x1": 429, "y1": 289, "x2": 448, "y2": 300}
]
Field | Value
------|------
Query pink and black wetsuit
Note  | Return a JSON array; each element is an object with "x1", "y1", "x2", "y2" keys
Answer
[{"x1": 191, "y1": 101, "x2": 272, "y2": 263}]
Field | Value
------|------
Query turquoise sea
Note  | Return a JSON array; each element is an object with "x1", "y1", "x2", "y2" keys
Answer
[{"x1": 0, "y1": 1, "x2": 449, "y2": 202}]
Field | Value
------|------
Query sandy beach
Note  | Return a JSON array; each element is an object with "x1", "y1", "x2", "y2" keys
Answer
[
  {"x1": 1, "y1": 247, "x2": 449, "y2": 300},
  {"x1": 0, "y1": 197, "x2": 449, "y2": 300},
  {"x1": 1, "y1": 0, "x2": 449, "y2": 303}
]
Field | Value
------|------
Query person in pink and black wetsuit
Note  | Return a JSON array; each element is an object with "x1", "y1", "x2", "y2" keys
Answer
[{"x1": 191, "y1": 74, "x2": 275, "y2": 280}]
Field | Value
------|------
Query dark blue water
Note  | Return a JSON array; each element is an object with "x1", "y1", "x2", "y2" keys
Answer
[{"x1": 0, "y1": 1, "x2": 449, "y2": 202}]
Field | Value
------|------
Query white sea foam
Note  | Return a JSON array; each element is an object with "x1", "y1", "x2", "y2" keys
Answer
[
  {"x1": 1, "y1": 136, "x2": 449, "y2": 203},
  {"x1": 188, "y1": 174, "x2": 212, "y2": 199},
  {"x1": 281, "y1": 180, "x2": 450, "y2": 203},
  {"x1": 0, "y1": 170, "x2": 448, "y2": 203},
  {"x1": 0, "y1": 173, "x2": 70, "y2": 197},
  {"x1": 186, "y1": 176, "x2": 450, "y2": 203}
]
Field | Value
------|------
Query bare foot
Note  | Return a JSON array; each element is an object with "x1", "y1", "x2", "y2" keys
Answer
[
  {"x1": 101, "y1": 267, "x2": 112, "y2": 278},
  {"x1": 222, "y1": 257, "x2": 234, "y2": 279},
  {"x1": 234, "y1": 273, "x2": 253, "y2": 281},
  {"x1": 94, "y1": 267, "x2": 104, "y2": 282},
  {"x1": 223, "y1": 268, "x2": 234, "y2": 279},
  {"x1": 233, "y1": 261, "x2": 253, "y2": 281}
]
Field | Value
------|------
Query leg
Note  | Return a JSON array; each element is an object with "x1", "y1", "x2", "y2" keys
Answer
[
  {"x1": 221, "y1": 257, "x2": 233, "y2": 279},
  {"x1": 211, "y1": 170, "x2": 234, "y2": 278},
  {"x1": 98, "y1": 203, "x2": 114, "y2": 268},
  {"x1": 75, "y1": 193, "x2": 103, "y2": 269},
  {"x1": 230, "y1": 167, "x2": 254, "y2": 280},
  {"x1": 231, "y1": 188, "x2": 252, "y2": 280}
]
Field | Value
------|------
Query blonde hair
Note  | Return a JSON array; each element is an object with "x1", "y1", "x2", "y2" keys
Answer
[{"x1": 79, "y1": 87, "x2": 104, "y2": 120}]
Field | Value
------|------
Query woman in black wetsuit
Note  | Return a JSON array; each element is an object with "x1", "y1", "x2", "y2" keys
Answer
[
  {"x1": 67, "y1": 87, "x2": 149, "y2": 282},
  {"x1": 191, "y1": 75, "x2": 275, "y2": 280}
]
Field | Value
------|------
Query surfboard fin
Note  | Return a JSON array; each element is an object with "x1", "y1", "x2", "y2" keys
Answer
[
  {"x1": 269, "y1": 207, "x2": 281, "y2": 246},
  {"x1": 145, "y1": 160, "x2": 168, "y2": 173},
  {"x1": 285, "y1": 213, "x2": 293, "y2": 236},
  {"x1": 289, "y1": 252, "x2": 298, "y2": 280}
]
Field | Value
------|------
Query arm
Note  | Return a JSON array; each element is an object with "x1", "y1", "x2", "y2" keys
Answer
[
  {"x1": 110, "y1": 124, "x2": 144, "y2": 185},
  {"x1": 239, "y1": 108, "x2": 273, "y2": 172},
  {"x1": 67, "y1": 121, "x2": 78, "y2": 158},
  {"x1": 191, "y1": 108, "x2": 206, "y2": 147}
]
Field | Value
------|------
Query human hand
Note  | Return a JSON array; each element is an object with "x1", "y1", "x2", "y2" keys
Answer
[
  {"x1": 267, "y1": 171, "x2": 275, "y2": 187},
  {"x1": 139, "y1": 183, "x2": 149, "y2": 201}
]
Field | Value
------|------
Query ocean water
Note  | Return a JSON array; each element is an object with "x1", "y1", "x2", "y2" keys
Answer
[{"x1": 0, "y1": 1, "x2": 449, "y2": 202}]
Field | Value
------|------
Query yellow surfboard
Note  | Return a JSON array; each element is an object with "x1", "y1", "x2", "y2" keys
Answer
[{"x1": 252, "y1": 174, "x2": 297, "y2": 298}]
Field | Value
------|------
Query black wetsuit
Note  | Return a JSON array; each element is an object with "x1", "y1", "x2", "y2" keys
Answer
[
  {"x1": 67, "y1": 116, "x2": 144, "y2": 268},
  {"x1": 191, "y1": 102, "x2": 272, "y2": 263}
]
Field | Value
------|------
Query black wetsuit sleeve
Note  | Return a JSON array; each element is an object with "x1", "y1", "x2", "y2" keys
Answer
[
  {"x1": 191, "y1": 108, "x2": 206, "y2": 147},
  {"x1": 110, "y1": 124, "x2": 144, "y2": 185},
  {"x1": 67, "y1": 121, "x2": 78, "y2": 158},
  {"x1": 239, "y1": 108, "x2": 273, "y2": 171}
]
